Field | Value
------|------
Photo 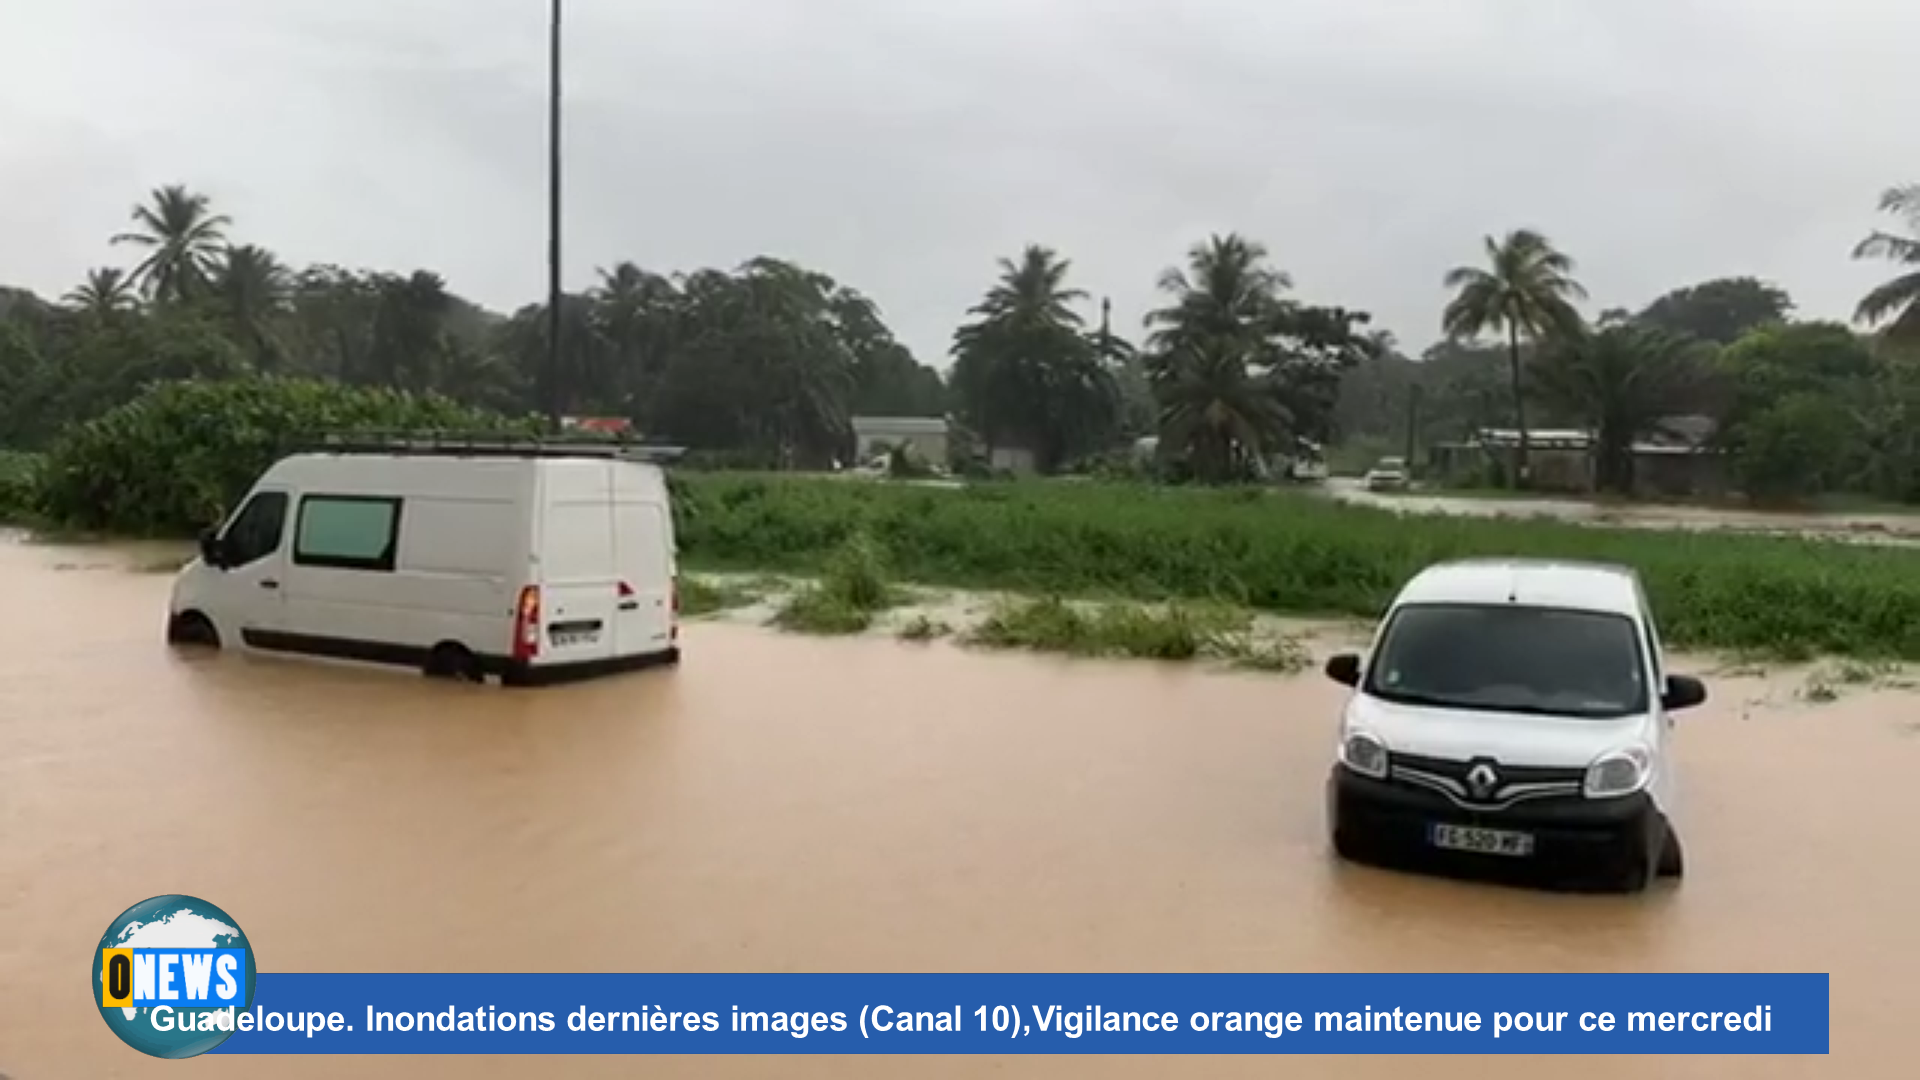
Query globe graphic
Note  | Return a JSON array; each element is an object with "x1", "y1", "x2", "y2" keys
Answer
[{"x1": 92, "y1": 895, "x2": 256, "y2": 1059}]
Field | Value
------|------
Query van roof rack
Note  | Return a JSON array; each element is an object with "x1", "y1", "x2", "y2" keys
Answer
[{"x1": 288, "y1": 431, "x2": 688, "y2": 463}]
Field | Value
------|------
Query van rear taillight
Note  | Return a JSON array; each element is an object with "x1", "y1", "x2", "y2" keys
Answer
[
  {"x1": 670, "y1": 576, "x2": 680, "y2": 640},
  {"x1": 513, "y1": 586, "x2": 541, "y2": 661}
]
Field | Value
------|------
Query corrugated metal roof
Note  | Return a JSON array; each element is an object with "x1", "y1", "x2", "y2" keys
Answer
[{"x1": 852, "y1": 416, "x2": 948, "y2": 435}]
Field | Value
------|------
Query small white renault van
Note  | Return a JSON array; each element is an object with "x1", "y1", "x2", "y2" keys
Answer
[
  {"x1": 166, "y1": 437, "x2": 684, "y2": 686},
  {"x1": 1323, "y1": 558, "x2": 1707, "y2": 892}
]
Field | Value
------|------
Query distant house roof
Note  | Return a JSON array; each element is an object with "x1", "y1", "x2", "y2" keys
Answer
[
  {"x1": 1469, "y1": 417, "x2": 1717, "y2": 452},
  {"x1": 1648, "y1": 414, "x2": 1717, "y2": 447},
  {"x1": 852, "y1": 416, "x2": 948, "y2": 436},
  {"x1": 1473, "y1": 428, "x2": 1592, "y2": 449},
  {"x1": 561, "y1": 416, "x2": 634, "y2": 434}
]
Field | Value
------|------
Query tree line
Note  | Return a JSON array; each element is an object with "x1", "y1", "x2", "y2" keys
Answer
[
  {"x1": 0, "y1": 184, "x2": 1381, "y2": 481},
  {"x1": 1337, "y1": 186, "x2": 1920, "y2": 502},
  {"x1": 5, "y1": 181, "x2": 1920, "y2": 499},
  {"x1": 0, "y1": 185, "x2": 950, "y2": 469}
]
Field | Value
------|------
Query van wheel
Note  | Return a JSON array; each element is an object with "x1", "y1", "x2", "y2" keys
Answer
[
  {"x1": 1658, "y1": 827, "x2": 1685, "y2": 879},
  {"x1": 167, "y1": 612, "x2": 220, "y2": 649},
  {"x1": 423, "y1": 643, "x2": 481, "y2": 683}
]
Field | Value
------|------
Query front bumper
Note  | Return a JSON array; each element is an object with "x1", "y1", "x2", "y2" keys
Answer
[{"x1": 1327, "y1": 765, "x2": 1665, "y2": 886}]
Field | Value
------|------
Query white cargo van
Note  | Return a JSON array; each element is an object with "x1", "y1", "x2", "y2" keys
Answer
[{"x1": 165, "y1": 438, "x2": 684, "y2": 686}]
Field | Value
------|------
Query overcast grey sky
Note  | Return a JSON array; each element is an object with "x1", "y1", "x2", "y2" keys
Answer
[{"x1": 3, "y1": 0, "x2": 1916, "y2": 365}]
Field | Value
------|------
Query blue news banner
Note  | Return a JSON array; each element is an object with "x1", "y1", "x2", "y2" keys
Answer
[{"x1": 208, "y1": 973, "x2": 1830, "y2": 1054}]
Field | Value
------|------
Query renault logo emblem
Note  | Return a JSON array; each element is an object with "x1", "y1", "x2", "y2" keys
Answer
[{"x1": 1466, "y1": 763, "x2": 1500, "y2": 799}]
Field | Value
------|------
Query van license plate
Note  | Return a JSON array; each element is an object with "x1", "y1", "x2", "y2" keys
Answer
[{"x1": 1430, "y1": 824, "x2": 1534, "y2": 857}]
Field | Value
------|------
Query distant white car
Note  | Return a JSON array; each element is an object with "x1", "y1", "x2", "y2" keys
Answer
[
  {"x1": 1362, "y1": 457, "x2": 1409, "y2": 491},
  {"x1": 1322, "y1": 558, "x2": 1706, "y2": 892}
]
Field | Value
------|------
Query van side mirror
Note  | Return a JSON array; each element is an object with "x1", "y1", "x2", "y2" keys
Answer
[
  {"x1": 1662, "y1": 674, "x2": 1707, "y2": 712},
  {"x1": 1324, "y1": 652, "x2": 1361, "y2": 687},
  {"x1": 198, "y1": 527, "x2": 226, "y2": 569}
]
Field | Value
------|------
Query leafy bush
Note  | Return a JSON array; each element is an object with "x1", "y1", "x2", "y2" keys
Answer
[
  {"x1": 967, "y1": 596, "x2": 1227, "y2": 660},
  {"x1": 896, "y1": 614, "x2": 952, "y2": 641},
  {"x1": 963, "y1": 595, "x2": 1310, "y2": 668},
  {"x1": 771, "y1": 588, "x2": 877, "y2": 635},
  {"x1": 886, "y1": 444, "x2": 934, "y2": 479},
  {"x1": 0, "y1": 450, "x2": 43, "y2": 522},
  {"x1": 36, "y1": 377, "x2": 539, "y2": 535},
  {"x1": 771, "y1": 530, "x2": 903, "y2": 634},
  {"x1": 675, "y1": 473, "x2": 1920, "y2": 660},
  {"x1": 676, "y1": 575, "x2": 763, "y2": 616}
]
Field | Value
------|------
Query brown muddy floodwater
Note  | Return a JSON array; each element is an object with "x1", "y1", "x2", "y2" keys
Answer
[{"x1": 0, "y1": 536, "x2": 1911, "y2": 1079}]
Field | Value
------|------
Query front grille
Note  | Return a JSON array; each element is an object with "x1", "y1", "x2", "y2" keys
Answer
[
  {"x1": 1390, "y1": 752, "x2": 1585, "y2": 785},
  {"x1": 1386, "y1": 751, "x2": 1585, "y2": 810}
]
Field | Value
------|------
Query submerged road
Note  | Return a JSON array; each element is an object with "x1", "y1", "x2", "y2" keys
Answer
[{"x1": 0, "y1": 537, "x2": 1906, "y2": 1078}]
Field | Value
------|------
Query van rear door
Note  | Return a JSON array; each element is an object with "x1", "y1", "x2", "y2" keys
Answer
[
  {"x1": 532, "y1": 461, "x2": 619, "y2": 666},
  {"x1": 611, "y1": 498, "x2": 673, "y2": 656}
]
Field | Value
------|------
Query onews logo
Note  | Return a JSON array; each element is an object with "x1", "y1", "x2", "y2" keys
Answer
[{"x1": 93, "y1": 895, "x2": 257, "y2": 1059}]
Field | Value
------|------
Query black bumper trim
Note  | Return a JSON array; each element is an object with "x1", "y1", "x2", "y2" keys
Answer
[
  {"x1": 240, "y1": 627, "x2": 680, "y2": 687},
  {"x1": 494, "y1": 646, "x2": 681, "y2": 687},
  {"x1": 1328, "y1": 765, "x2": 1666, "y2": 887}
]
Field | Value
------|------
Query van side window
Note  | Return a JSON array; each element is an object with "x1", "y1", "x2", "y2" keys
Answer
[
  {"x1": 294, "y1": 496, "x2": 402, "y2": 572},
  {"x1": 221, "y1": 491, "x2": 288, "y2": 567}
]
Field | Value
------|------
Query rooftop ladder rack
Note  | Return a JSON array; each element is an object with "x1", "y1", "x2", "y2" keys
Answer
[{"x1": 288, "y1": 430, "x2": 688, "y2": 463}]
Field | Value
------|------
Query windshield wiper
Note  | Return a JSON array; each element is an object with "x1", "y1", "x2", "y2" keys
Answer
[
  {"x1": 1368, "y1": 688, "x2": 1477, "y2": 711},
  {"x1": 1371, "y1": 688, "x2": 1636, "y2": 719}
]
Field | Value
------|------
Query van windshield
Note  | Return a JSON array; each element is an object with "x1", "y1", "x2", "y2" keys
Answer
[{"x1": 1362, "y1": 602, "x2": 1649, "y2": 719}]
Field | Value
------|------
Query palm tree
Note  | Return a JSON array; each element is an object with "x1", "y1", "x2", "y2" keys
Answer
[
  {"x1": 110, "y1": 185, "x2": 231, "y2": 304},
  {"x1": 950, "y1": 245, "x2": 1116, "y2": 471},
  {"x1": 679, "y1": 258, "x2": 855, "y2": 468},
  {"x1": 957, "y1": 245, "x2": 1088, "y2": 337},
  {"x1": 63, "y1": 268, "x2": 139, "y2": 318},
  {"x1": 1442, "y1": 229, "x2": 1588, "y2": 486},
  {"x1": 1533, "y1": 321, "x2": 1709, "y2": 494},
  {"x1": 286, "y1": 264, "x2": 380, "y2": 381},
  {"x1": 1151, "y1": 344, "x2": 1291, "y2": 482},
  {"x1": 1146, "y1": 234, "x2": 1290, "y2": 355},
  {"x1": 1851, "y1": 184, "x2": 1920, "y2": 342},
  {"x1": 590, "y1": 261, "x2": 680, "y2": 412},
  {"x1": 641, "y1": 262, "x2": 856, "y2": 467},
  {"x1": 367, "y1": 270, "x2": 453, "y2": 391},
  {"x1": 1142, "y1": 234, "x2": 1294, "y2": 481},
  {"x1": 214, "y1": 245, "x2": 291, "y2": 370}
]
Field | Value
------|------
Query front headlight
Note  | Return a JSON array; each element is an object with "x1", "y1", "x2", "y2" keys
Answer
[
  {"x1": 1339, "y1": 731, "x2": 1389, "y2": 779},
  {"x1": 1584, "y1": 746, "x2": 1653, "y2": 799}
]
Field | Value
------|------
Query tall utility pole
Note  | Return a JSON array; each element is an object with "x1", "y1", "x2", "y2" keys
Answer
[
  {"x1": 545, "y1": 0, "x2": 564, "y2": 432},
  {"x1": 1404, "y1": 383, "x2": 1423, "y2": 476}
]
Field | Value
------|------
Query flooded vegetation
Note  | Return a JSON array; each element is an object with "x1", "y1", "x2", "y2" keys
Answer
[
  {"x1": 1320, "y1": 477, "x2": 1920, "y2": 548},
  {"x1": 669, "y1": 475, "x2": 1920, "y2": 662},
  {"x1": 1, "y1": 533, "x2": 1912, "y2": 1079}
]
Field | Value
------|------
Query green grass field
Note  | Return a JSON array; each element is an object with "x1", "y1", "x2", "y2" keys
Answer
[{"x1": 673, "y1": 474, "x2": 1920, "y2": 660}]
